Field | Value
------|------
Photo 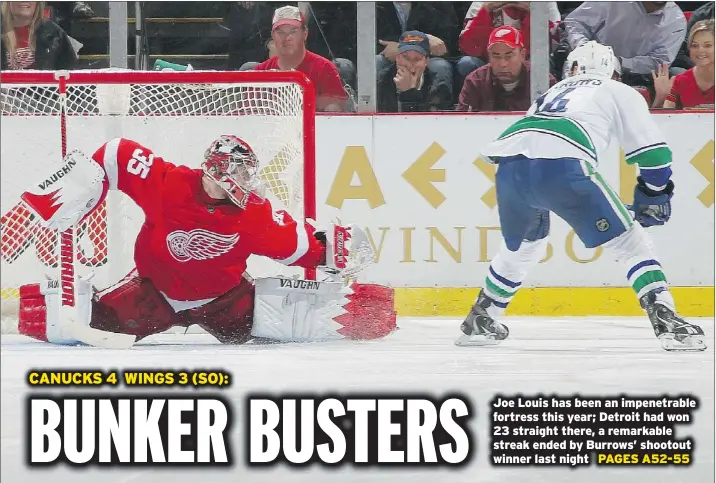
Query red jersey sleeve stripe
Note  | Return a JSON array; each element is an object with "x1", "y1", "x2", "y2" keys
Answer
[
  {"x1": 277, "y1": 223, "x2": 310, "y2": 265},
  {"x1": 102, "y1": 138, "x2": 122, "y2": 190}
]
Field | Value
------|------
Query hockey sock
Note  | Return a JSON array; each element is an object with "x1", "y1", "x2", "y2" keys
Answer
[
  {"x1": 603, "y1": 224, "x2": 675, "y2": 310},
  {"x1": 482, "y1": 237, "x2": 549, "y2": 318}
]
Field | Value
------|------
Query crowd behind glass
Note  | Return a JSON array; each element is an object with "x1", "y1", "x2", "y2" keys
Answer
[{"x1": 1, "y1": 1, "x2": 714, "y2": 112}]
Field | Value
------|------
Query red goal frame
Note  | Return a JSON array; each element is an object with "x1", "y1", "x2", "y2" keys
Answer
[{"x1": 0, "y1": 69, "x2": 318, "y2": 281}]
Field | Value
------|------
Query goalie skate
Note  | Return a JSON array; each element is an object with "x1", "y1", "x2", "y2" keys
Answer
[
  {"x1": 640, "y1": 290, "x2": 707, "y2": 352},
  {"x1": 455, "y1": 290, "x2": 509, "y2": 347}
]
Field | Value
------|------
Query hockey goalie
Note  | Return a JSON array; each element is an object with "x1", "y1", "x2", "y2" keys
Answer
[{"x1": 14, "y1": 135, "x2": 396, "y2": 346}]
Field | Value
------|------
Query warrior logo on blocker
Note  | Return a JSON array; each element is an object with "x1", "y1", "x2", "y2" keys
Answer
[{"x1": 166, "y1": 229, "x2": 239, "y2": 262}]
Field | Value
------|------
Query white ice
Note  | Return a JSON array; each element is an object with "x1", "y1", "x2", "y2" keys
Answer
[{"x1": 2, "y1": 316, "x2": 714, "y2": 483}]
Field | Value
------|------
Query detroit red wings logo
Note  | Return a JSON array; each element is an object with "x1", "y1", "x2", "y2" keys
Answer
[{"x1": 166, "y1": 229, "x2": 239, "y2": 262}]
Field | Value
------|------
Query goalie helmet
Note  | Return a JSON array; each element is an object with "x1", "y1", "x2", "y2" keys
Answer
[
  {"x1": 566, "y1": 41, "x2": 618, "y2": 78},
  {"x1": 202, "y1": 135, "x2": 265, "y2": 208}
]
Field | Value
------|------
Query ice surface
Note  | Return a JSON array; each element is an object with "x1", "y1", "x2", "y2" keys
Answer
[{"x1": 2, "y1": 316, "x2": 714, "y2": 483}]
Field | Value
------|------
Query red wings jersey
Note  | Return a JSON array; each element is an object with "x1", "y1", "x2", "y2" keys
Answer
[{"x1": 91, "y1": 138, "x2": 324, "y2": 302}]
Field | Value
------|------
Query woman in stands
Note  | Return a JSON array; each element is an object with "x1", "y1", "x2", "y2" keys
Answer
[
  {"x1": 653, "y1": 19, "x2": 714, "y2": 109},
  {"x1": 0, "y1": 1, "x2": 77, "y2": 70}
]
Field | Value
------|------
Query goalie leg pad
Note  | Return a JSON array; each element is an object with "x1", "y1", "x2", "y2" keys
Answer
[
  {"x1": 336, "y1": 283, "x2": 397, "y2": 340},
  {"x1": 183, "y1": 275, "x2": 255, "y2": 344},
  {"x1": 19, "y1": 279, "x2": 93, "y2": 344},
  {"x1": 251, "y1": 277, "x2": 396, "y2": 342},
  {"x1": 91, "y1": 273, "x2": 179, "y2": 341}
]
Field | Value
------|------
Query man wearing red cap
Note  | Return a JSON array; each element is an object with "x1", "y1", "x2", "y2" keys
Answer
[
  {"x1": 253, "y1": 5, "x2": 349, "y2": 112},
  {"x1": 457, "y1": 26, "x2": 556, "y2": 112}
]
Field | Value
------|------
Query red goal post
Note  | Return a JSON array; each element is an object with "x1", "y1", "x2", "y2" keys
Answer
[{"x1": 0, "y1": 69, "x2": 317, "y2": 327}]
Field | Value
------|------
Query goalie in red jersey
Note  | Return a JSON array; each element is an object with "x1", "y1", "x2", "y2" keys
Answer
[{"x1": 17, "y1": 135, "x2": 396, "y2": 346}]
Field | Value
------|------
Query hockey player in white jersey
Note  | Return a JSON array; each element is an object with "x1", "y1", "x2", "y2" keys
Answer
[{"x1": 457, "y1": 41, "x2": 706, "y2": 351}]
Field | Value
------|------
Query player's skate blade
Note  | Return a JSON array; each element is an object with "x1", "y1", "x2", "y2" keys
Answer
[
  {"x1": 455, "y1": 293, "x2": 509, "y2": 347},
  {"x1": 640, "y1": 290, "x2": 707, "y2": 352},
  {"x1": 454, "y1": 333, "x2": 504, "y2": 347},
  {"x1": 658, "y1": 333, "x2": 707, "y2": 352}
]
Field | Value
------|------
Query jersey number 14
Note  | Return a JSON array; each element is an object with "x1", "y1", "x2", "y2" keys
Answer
[{"x1": 535, "y1": 87, "x2": 576, "y2": 114}]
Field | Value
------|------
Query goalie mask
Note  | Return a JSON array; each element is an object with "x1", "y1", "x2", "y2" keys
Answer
[{"x1": 202, "y1": 135, "x2": 265, "y2": 208}]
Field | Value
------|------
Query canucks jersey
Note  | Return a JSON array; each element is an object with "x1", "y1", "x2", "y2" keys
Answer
[{"x1": 480, "y1": 75, "x2": 672, "y2": 171}]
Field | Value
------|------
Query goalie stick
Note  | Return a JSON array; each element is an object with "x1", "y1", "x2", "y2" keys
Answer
[{"x1": 51, "y1": 72, "x2": 135, "y2": 349}]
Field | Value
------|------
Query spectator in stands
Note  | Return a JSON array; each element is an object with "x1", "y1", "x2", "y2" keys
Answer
[
  {"x1": 47, "y1": 1, "x2": 93, "y2": 22},
  {"x1": 1, "y1": 1, "x2": 77, "y2": 70},
  {"x1": 672, "y1": 1, "x2": 715, "y2": 71},
  {"x1": 653, "y1": 19, "x2": 715, "y2": 108},
  {"x1": 378, "y1": 31, "x2": 437, "y2": 112},
  {"x1": 252, "y1": 6, "x2": 348, "y2": 112},
  {"x1": 376, "y1": 2, "x2": 459, "y2": 110},
  {"x1": 457, "y1": 26, "x2": 556, "y2": 112},
  {"x1": 458, "y1": 2, "x2": 561, "y2": 87},
  {"x1": 563, "y1": 2, "x2": 686, "y2": 88}
]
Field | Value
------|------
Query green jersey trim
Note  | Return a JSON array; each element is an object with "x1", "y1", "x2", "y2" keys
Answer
[
  {"x1": 498, "y1": 115, "x2": 597, "y2": 159},
  {"x1": 624, "y1": 144, "x2": 672, "y2": 168}
]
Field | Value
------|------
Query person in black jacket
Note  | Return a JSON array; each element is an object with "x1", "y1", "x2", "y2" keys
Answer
[
  {"x1": 376, "y1": 2, "x2": 459, "y2": 110},
  {"x1": 1, "y1": 1, "x2": 77, "y2": 70},
  {"x1": 378, "y1": 31, "x2": 438, "y2": 112}
]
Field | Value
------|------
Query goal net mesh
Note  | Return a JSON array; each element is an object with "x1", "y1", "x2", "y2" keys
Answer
[{"x1": 1, "y1": 71, "x2": 313, "y2": 331}]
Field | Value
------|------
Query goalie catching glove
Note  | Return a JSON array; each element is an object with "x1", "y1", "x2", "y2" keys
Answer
[
  {"x1": 311, "y1": 219, "x2": 376, "y2": 281},
  {"x1": 21, "y1": 150, "x2": 106, "y2": 232}
]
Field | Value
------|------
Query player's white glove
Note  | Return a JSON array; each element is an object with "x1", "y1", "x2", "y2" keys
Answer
[
  {"x1": 310, "y1": 219, "x2": 376, "y2": 281},
  {"x1": 21, "y1": 150, "x2": 106, "y2": 232}
]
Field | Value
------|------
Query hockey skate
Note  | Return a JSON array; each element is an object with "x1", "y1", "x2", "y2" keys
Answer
[
  {"x1": 640, "y1": 290, "x2": 707, "y2": 352},
  {"x1": 455, "y1": 290, "x2": 510, "y2": 347}
]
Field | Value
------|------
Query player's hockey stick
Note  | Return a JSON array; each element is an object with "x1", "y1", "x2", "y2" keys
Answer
[{"x1": 55, "y1": 72, "x2": 135, "y2": 350}]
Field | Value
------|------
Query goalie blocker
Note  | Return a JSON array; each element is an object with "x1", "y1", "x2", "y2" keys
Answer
[{"x1": 18, "y1": 274, "x2": 396, "y2": 345}]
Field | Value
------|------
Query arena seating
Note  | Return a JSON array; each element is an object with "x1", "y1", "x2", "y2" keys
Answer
[{"x1": 63, "y1": 2, "x2": 231, "y2": 70}]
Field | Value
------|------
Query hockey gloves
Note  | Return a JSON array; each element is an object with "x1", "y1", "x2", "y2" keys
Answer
[
  {"x1": 310, "y1": 219, "x2": 376, "y2": 281},
  {"x1": 21, "y1": 150, "x2": 106, "y2": 232},
  {"x1": 631, "y1": 176, "x2": 674, "y2": 227}
]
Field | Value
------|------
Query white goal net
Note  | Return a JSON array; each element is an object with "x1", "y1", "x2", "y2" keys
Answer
[{"x1": 0, "y1": 69, "x2": 316, "y2": 333}]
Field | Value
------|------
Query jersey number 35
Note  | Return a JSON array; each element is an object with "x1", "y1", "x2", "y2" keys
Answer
[{"x1": 127, "y1": 148, "x2": 155, "y2": 179}]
